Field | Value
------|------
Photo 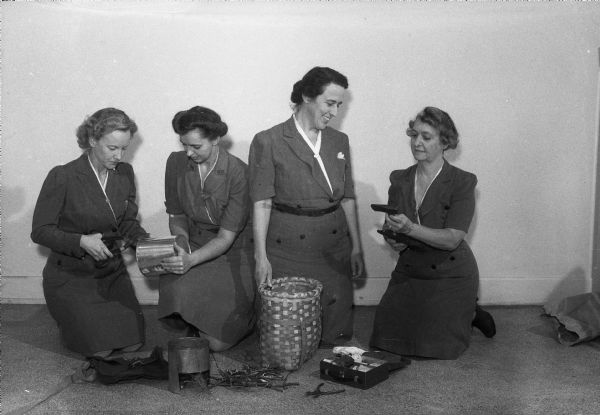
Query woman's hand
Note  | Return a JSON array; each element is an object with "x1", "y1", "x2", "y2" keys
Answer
[
  {"x1": 80, "y1": 233, "x2": 113, "y2": 261},
  {"x1": 386, "y1": 213, "x2": 416, "y2": 235},
  {"x1": 161, "y1": 243, "x2": 195, "y2": 275},
  {"x1": 350, "y1": 249, "x2": 364, "y2": 279},
  {"x1": 381, "y1": 222, "x2": 408, "y2": 251},
  {"x1": 254, "y1": 255, "x2": 272, "y2": 288}
]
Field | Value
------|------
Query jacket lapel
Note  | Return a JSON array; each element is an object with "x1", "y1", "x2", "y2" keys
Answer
[
  {"x1": 182, "y1": 157, "x2": 205, "y2": 219},
  {"x1": 282, "y1": 117, "x2": 332, "y2": 196},
  {"x1": 105, "y1": 165, "x2": 131, "y2": 224},
  {"x1": 417, "y1": 160, "x2": 452, "y2": 219},
  {"x1": 396, "y1": 165, "x2": 418, "y2": 221},
  {"x1": 319, "y1": 128, "x2": 342, "y2": 197},
  {"x1": 75, "y1": 154, "x2": 118, "y2": 225}
]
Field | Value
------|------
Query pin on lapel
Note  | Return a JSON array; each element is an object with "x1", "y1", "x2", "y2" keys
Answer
[{"x1": 337, "y1": 152, "x2": 345, "y2": 160}]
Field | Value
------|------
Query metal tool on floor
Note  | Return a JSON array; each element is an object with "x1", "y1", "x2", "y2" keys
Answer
[
  {"x1": 168, "y1": 337, "x2": 210, "y2": 393},
  {"x1": 305, "y1": 382, "x2": 345, "y2": 398}
]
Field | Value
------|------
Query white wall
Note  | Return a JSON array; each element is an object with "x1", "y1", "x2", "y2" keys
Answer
[{"x1": 2, "y1": 2, "x2": 599, "y2": 305}]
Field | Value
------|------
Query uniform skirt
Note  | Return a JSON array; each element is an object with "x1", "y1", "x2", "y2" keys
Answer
[
  {"x1": 266, "y1": 207, "x2": 354, "y2": 344},
  {"x1": 370, "y1": 242, "x2": 478, "y2": 359},
  {"x1": 158, "y1": 228, "x2": 257, "y2": 345},
  {"x1": 42, "y1": 252, "x2": 144, "y2": 356}
]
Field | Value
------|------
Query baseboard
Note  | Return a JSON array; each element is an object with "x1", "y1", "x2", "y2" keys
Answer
[
  {"x1": 1, "y1": 276, "x2": 48, "y2": 304},
  {"x1": 1, "y1": 274, "x2": 585, "y2": 306}
]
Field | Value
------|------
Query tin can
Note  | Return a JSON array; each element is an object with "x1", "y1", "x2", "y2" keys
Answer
[{"x1": 136, "y1": 235, "x2": 191, "y2": 276}]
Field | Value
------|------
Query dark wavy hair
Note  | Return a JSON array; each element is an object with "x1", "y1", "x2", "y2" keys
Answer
[
  {"x1": 171, "y1": 106, "x2": 228, "y2": 140},
  {"x1": 290, "y1": 67, "x2": 348, "y2": 108},
  {"x1": 409, "y1": 106, "x2": 459, "y2": 150},
  {"x1": 76, "y1": 108, "x2": 138, "y2": 149}
]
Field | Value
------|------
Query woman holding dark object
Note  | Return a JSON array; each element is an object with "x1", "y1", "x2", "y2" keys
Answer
[
  {"x1": 31, "y1": 108, "x2": 148, "y2": 358},
  {"x1": 370, "y1": 106, "x2": 495, "y2": 360},
  {"x1": 249, "y1": 67, "x2": 364, "y2": 346},
  {"x1": 158, "y1": 106, "x2": 256, "y2": 352}
]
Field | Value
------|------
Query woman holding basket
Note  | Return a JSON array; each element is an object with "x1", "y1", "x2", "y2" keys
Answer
[{"x1": 248, "y1": 67, "x2": 364, "y2": 346}]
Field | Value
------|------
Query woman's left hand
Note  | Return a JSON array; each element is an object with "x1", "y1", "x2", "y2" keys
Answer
[
  {"x1": 386, "y1": 213, "x2": 416, "y2": 235},
  {"x1": 350, "y1": 250, "x2": 364, "y2": 279},
  {"x1": 161, "y1": 243, "x2": 194, "y2": 274}
]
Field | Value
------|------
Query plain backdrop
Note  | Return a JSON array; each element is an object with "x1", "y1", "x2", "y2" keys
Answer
[{"x1": 2, "y1": 1, "x2": 599, "y2": 305}]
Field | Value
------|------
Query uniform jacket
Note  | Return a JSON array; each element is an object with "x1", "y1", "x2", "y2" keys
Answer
[
  {"x1": 31, "y1": 153, "x2": 148, "y2": 262},
  {"x1": 388, "y1": 160, "x2": 477, "y2": 268},
  {"x1": 164, "y1": 150, "x2": 251, "y2": 246},
  {"x1": 248, "y1": 116, "x2": 355, "y2": 209}
]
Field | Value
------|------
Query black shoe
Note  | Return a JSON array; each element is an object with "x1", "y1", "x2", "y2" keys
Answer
[{"x1": 472, "y1": 305, "x2": 496, "y2": 338}]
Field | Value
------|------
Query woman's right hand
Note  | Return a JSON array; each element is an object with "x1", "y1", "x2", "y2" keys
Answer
[
  {"x1": 80, "y1": 233, "x2": 113, "y2": 261},
  {"x1": 254, "y1": 255, "x2": 272, "y2": 288}
]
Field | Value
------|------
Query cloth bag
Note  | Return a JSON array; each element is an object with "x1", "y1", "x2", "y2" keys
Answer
[{"x1": 543, "y1": 292, "x2": 600, "y2": 346}]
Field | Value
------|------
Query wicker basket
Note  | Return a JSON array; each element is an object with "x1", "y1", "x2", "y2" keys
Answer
[{"x1": 258, "y1": 276, "x2": 323, "y2": 370}]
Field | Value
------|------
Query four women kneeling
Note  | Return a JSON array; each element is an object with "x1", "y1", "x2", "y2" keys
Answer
[{"x1": 31, "y1": 69, "x2": 494, "y2": 361}]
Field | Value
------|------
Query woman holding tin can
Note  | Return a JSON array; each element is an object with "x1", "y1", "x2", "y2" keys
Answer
[{"x1": 158, "y1": 106, "x2": 256, "y2": 352}]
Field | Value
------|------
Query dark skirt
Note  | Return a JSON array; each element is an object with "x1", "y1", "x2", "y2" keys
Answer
[
  {"x1": 42, "y1": 252, "x2": 144, "y2": 356},
  {"x1": 266, "y1": 208, "x2": 353, "y2": 344},
  {"x1": 158, "y1": 228, "x2": 256, "y2": 345},
  {"x1": 370, "y1": 242, "x2": 478, "y2": 359}
]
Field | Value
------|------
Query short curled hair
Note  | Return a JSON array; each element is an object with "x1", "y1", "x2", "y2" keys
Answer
[
  {"x1": 76, "y1": 108, "x2": 138, "y2": 149},
  {"x1": 171, "y1": 106, "x2": 228, "y2": 140},
  {"x1": 409, "y1": 106, "x2": 459, "y2": 150},
  {"x1": 290, "y1": 66, "x2": 349, "y2": 107}
]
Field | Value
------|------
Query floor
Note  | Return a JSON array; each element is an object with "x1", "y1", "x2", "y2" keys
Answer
[{"x1": 2, "y1": 304, "x2": 600, "y2": 415}]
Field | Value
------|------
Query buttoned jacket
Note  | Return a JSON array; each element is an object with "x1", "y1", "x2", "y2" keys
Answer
[
  {"x1": 248, "y1": 116, "x2": 355, "y2": 209},
  {"x1": 164, "y1": 150, "x2": 250, "y2": 240},
  {"x1": 387, "y1": 160, "x2": 477, "y2": 268},
  {"x1": 31, "y1": 154, "x2": 147, "y2": 260}
]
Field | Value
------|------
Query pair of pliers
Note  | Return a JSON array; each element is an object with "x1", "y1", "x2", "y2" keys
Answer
[{"x1": 305, "y1": 383, "x2": 345, "y2": 398}]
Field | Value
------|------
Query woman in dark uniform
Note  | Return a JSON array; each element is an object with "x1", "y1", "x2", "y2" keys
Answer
[
  {"x1": 249, "y1": 67, "x2": 364, "y2": 346},
  {"x1": 370, "y1": 107, "x2": 495, "y2": 360},
  {"x1": 31, "y1": 108, "x2": 148, "y2": 358},
  {"x1": 158, "y1": 106, "x2": 256, "y2": 352}
]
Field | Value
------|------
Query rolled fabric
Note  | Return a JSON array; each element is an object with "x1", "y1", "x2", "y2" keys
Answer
[{"x1": 543, "y1": 292, "x2": 600, "y2": 346}]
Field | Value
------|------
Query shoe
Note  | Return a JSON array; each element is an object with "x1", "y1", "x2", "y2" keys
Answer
[{"x1": 472, "y1": 305, "x2": 496, "y2": 338}]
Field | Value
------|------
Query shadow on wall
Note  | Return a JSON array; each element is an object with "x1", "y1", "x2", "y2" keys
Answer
[
  {"x1": 219, "y1": 136, "x2": 233, "y2": 151},
  {"x1": 121, "y1": 131, "x2": 144, "y2": 166},
  {"x1": 545, "y1": 267, "x2": 588, "y2": 305},
  {"x1": 354, "y1": 179, "x2": 398, "y2": 284},
  {"x1": 1, "y1": 185, "x2": 52, "y2": 273},
  {"x1": 465, "y1": 187, "x2": 480, "y2": 246},
  {"x1": 326, "y1": 89, "x2": 352, "y2": 133}
]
